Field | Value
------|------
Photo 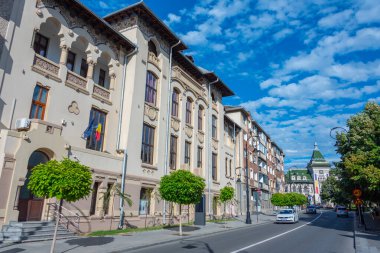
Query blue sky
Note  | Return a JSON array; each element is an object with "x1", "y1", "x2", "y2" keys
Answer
[{"x1": 81, "y1": 0, "x2": 380, "y2": 169}]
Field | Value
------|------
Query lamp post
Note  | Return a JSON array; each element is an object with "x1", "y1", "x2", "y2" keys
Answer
[{"x1": 245, "y1": 132, "x2": 252, "y2": 224}]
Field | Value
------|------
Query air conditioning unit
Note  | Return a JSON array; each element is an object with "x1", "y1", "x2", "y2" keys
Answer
[{"x1": 15, "y1": 118, "x2": 31, "y2": 131}]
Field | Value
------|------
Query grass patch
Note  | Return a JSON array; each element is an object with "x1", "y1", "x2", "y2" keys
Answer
[
  {"x1": 208, "y1": 218, "x2": 236, "y2": 223},
  {"x1": 88, "y1": 222, "x2": 195, "y2": 237}
]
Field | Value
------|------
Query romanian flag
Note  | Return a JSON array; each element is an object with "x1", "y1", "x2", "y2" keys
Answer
[{"x1": 95, "y1": 123, "x2": 102, "y2": 141}]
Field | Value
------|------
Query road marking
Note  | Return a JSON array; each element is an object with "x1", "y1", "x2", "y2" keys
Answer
[{"x1": 230, "y1": 212, "x2": 323, "y2": 253}]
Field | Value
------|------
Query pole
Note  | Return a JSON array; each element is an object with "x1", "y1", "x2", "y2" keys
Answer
[
  {"x1": 245, "y1": 136, "x2": 251, "y2": 224},
  {"x1": 50, "y1": 199, "x2": 63, "y2": 253},
  {"x1": 256, "y1": 192, "x2": 259, "y2": 223}
]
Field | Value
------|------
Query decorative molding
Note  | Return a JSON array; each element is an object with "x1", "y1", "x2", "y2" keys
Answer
[
  {"x1": 65, "y1": 70, "x2": 88, "y2": 94},
  {"x1": 185, "y1": 124, "x2": 193, "y2": 138},
  {"x1": 171, "y1": 117, "x2": 180, "y2": 132},
  {"x1": 212, "y1": 138, "x2": 218, "y2": 150},
  {"x1": 144, "y1": 103, "x2": 159, "y2": 122},
  {"x1": 147, "y1": 52, "x2": 161, "y2": 71},
  {"x1": 31, "y1": 54, "x2": 61, "y2": 82},
  {"x1": 197, "y1": 131, "x2": 204, "y2": 144},
  {"x1": 92, "y1": 84, "x2": 112, "y2": 105},
  {"x1": 68, "y1": 101, "x2": 80, "y2": 115}
]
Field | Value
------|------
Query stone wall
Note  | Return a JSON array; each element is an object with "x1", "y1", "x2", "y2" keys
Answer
[{"x1": 0, "y1": 0, "x2": 14, "y2": 58}]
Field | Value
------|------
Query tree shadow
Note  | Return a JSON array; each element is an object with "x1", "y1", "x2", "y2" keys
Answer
[
  {"x1": 179, "y1": 239, "x2": 215, "y2": 253},
  {"x1": 164, "y1": 226, "x2": 201, "y2": 232},
  {"x1": 61, "y1": 237, "x2": 114, "y2": 252},
  {"x1": 0, "y1": 248, "x2": 25, "y2": 253}
]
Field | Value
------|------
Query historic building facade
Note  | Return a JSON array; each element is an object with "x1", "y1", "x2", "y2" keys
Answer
[
  {"x1": 285, "y1": 143, "x2": 331, "y2": 204},
  {"x1": 0, "y1": 0, "x2": 285, "y2": 232}
]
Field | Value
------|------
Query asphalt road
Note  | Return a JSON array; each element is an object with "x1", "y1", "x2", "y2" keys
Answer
[{"x1": 126, "y1": 210, "x2": 355, "y2": 253}]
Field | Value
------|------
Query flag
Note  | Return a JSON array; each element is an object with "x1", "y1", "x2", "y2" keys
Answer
[
  {"x1": 82, "y1": 118, "x2": 95, "y2": 139},
  {"x1": 95, "y1": 123, "x2": 102, "y2": 141}
]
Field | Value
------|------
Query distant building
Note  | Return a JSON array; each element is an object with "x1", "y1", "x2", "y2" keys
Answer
[{"x1": 285, "y1": 142, "x2": 331, "y2": 204}]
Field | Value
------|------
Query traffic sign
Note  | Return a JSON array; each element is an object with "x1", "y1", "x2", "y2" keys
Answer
[
  {"x1": 353, "y1": 189, "x2": 362, "y2": 197},
  {"x1": 354, "y1": 198, "x2": 363, "y2": 205}
]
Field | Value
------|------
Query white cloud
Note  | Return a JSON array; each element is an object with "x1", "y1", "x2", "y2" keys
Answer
[
  {"x1": 237, "y1": 51, "x2": 254, "y2": 62},
  {"x1": 273, "y1": 28, "x2": 293, "y2": 40},
  {"x1": 325, "y1": 60, "x2": 380, "y2": 82},
  {"x1": 164, "y1": 13, "x2": 181, "y2": 25},
  {"x1": 181, "y1": 31, "x2": 208, "y2": 45},
  {"x1": 99, "y1": 1, "x2": 109, "y2": 9},
  {"x1": 211, "y1": 43, "x2": 226, "y2": 52},
  {"x1": 318, "y1": 9, "x2": 353, "y2": 28},
  {"x1": 355, "y1": 0, "x2": 380, "y2": 24}
]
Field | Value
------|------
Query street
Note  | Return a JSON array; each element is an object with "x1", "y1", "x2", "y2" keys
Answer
[{"x1": 125, "y1": 210, "x2": 355, "y2": 253}]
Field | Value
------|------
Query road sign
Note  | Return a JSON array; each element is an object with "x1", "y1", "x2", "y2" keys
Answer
[{"x1": 353, "y1": 189, "x2": 362, "y2": 197}]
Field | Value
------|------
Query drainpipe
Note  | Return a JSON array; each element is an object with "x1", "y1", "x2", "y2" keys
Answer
[
  {"x1": 207, "y1": 78, "x2": 218, "y2": 218},
  {"x1": 117, "y1": 47, "x2": 138, "y2": 229},
  {"x1": 162, "y1": 40, "x2": 181, "y2": 225}
]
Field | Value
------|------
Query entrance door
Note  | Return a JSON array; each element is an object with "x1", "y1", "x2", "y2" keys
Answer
[{"x1": 18, "y1": 151, "x2": 49, "y2": 221}]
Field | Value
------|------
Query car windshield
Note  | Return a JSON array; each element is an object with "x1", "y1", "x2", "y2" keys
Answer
[
  {"x1": 279, "y1": 210, "x2": 293, "y2": 214},
  {"x1": 338, "y1": 208, "x2": 346, "y2": 210}
]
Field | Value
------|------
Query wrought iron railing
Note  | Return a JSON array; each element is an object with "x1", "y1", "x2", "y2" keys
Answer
[{"x1": 47, "y1": 202, "x2": 80, "y2": 232}]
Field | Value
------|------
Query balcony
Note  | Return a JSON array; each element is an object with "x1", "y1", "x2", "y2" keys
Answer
[
  {"x1": 32, "y1": 54, "x2": 61, "y2": 82},
  {"x1": 259, "y1": 151, "x2": 267, "y2": 161},
  {"x1": 65, "y1": 70, "x2": 89, "y2": 94},
  {"x1": 147, "y1": 52, "x2": 161, "y2": 70},
  {"x1": 92, "y1": 84, "x2": 111, "y2": 105}
]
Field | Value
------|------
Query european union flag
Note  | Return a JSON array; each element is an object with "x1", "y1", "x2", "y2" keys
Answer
[{"x1": 82, "y1": 117, "x2": 95, "y2": 139}]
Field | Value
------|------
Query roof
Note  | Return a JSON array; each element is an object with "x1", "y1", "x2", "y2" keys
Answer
[
  {"x1": 224, "y1": 115, "x2": 242, "y2": 130},
  {"x1": 224, "y1": 106, "x2": 250, "y2": 116},
  {"x1": 103, "y1": 1, "x2": 187, "y2": 51},
  {"x1": 199, "y1": 68, "x2": 235, "y2": 97},
  {"x1": 66, "y1": 0, "x2": 136, "y2": 52},
  {"x1": 285, "y1": 169, "x2": 313, "y2": 183},
  {"x1": 308, "y1": 142, "x2": 331, "y2": 168},
  {"x1": 173, "y1": 51, "x2": 205, "y2": 81}
]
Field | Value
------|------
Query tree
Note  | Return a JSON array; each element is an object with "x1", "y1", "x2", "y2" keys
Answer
[
  {"x1": 335, "y1": 102, "x2": 380, "y2": 203},
  {"x1": 271, "y1": 193, "x2": 307, "y2": 207},
  {"x1": 28, "y1": 158, "x2": 92, "y2": 253},
  {"x1": 219, "y1": 186, "x2": 234, "y2": 219},
  {"x1": 320, "y1": 171, "x2": 351, "y2": 206},
  {"x1": 159, "y1": 170, "x2": 205, "y2": 236},
  {"x1": 271, "y1": 193, "x2": 286, "y2": 207}
]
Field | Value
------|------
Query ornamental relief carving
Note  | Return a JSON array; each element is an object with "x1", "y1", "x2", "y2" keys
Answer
[
  {"x1": 185, "y1": 125, "x2": 193, "y2": 138},
  {"x1": 38, "y1": 0, "x2": 119, "y2": 59},
  {"x1": 137, "y1": 18, "x2": 170, "y2": 54},
  {"x1": 198, "y1": 132, "x2": 204, "y2": 144},
  {"x1": 212, "y1": 139, "x2": 218, "y2": 150},
  {"x1": 171, "y1": 118, "x2": 180, "y2": 132},
  {"x1": 144, "y1": 103, "x2": 158, "y2": 122},
  {"x1": 172, "y1": 67, "x2": 204, "y2": 98}
]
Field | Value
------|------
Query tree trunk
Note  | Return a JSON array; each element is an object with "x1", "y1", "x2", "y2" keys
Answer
[
  {"x1": 179, "y1": 204, "x2": 182, "y2": 236},
  {"x1": 50, "y1": 199, "x2": 63, "y2": 253}
]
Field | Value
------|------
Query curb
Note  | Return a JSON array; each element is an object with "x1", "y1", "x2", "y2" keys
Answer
[{"x1": 109, "y1": 220, "x2": 275, "y2": 253}]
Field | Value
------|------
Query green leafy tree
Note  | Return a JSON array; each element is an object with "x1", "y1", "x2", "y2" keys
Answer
[
  {"x1": 271, "y1": 193, "x2": 307, "y2": 207},
  {"x1": 159, "y1": 170, "x2": 205, "y2": 236},
  {"x1": 320, "y1": 172, "x2": 351, "y2": 206},
  {"x1": 219, "y1": 186, "x2": 234, "y2": 219},
  {"x1": 335, "y1": 102, "x2": 380, "y2": 203},
  {"x1": 271, "y1": 193, "x2": 286, "y2": 207},
  {"x1": 28, "y1": 158, "x2": 92, "y2": 253}
]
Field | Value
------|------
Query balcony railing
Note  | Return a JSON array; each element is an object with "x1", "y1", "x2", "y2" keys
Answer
[
  {"x1": 65, "y1": 70, "x2": 89, "y2": 94},
  {"x1": 32, "y1": 54, "x2": 61, "y2": 82},
  {"x1": 92, "y1": 84, "x2": 111, "y2": 104}
]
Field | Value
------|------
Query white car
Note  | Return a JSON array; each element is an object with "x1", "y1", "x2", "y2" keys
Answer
[{"x1": 276, "y1": 209, "x2": 299, "y2": 223}]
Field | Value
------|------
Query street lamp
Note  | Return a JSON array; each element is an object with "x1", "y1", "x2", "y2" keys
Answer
[{"x1": 245, "y1": 132, "x2": 252, "y2": 224}]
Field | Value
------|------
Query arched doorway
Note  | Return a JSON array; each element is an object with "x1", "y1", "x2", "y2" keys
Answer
[{"x1": 18, "y1": 151, "x2": 50, "y2": 221}]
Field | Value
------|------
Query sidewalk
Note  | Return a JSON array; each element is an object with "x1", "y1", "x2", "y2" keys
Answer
[
  {"x1": 354, "y1": 212, "x2": 380, "y2": 253},
  {"x1": 0, "y1": 213, "x2": 275, "y2": 253}
]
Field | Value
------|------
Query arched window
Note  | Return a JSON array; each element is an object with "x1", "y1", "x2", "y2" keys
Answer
[
  {"x1": 148, "y1": 40, "x2": 158, "y2": 56},
  {"x1": 198, "y1": 106, "x2": 203, "y2": 131},
  {"x1": 186, "y1": 98, "x2": 192, "y2": 124},
  {"x1": 171, "y1": 89, "x2": 179, "y2": 117},
  {"x1": 145, "y1": 72, "x2": 157, "y2": 105}
]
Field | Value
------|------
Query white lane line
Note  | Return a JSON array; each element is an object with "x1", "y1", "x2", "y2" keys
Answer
[{"x1": 230, "y1": 212, "x2": 323, "y2": 253}]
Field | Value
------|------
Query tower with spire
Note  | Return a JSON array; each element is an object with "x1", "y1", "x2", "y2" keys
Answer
[{"x1": 307, "y1": 142, "x2": 331, "y2": 204}]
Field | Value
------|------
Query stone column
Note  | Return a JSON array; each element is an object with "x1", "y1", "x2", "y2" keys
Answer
[
  {"x1": 59, "y1": 45, "x2": 69, "y2": 65},
  {"x1": 109, "y1": 73, "x2": 116, "y2": 90},
  {"x1": 87, "y1": 60, "x2": 96, "y2": 80}
]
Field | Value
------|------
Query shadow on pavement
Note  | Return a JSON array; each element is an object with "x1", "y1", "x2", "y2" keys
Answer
[
  {"x1": 0, "y1": 248, "x2": 25, "y2": 253},
  {"x1": 61, "y1": 237, "x2": 114, "y2": 252},
  {"x1": 164, "y1": 226, "x2": 201, "y2": 232},
  {"x1": 180, "y1": 239, "x2": 215, "y2": 253}
]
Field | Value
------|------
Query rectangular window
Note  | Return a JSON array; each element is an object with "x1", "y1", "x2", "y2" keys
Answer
[
  {"x1": 139, "y1": 188, "x2": 151, "y2": 215},
  {"x1": 169, "y1": 135, "x2": 177, "y2": 170},
  {"x1": 212, "y1": 115, "x2": 217, "y2": 138},
  {"x1": 98, "y1": 69, "x2": 106, "y2": 88},
  {"x1": 198, "y1": 108, "x2": 203, "y2": 131},
  {"x1": 33, "y1": 32, "x2": 49, "y2": 57},
  {"x1": 171, "y1": 91, "x2": 179, "y2": 117},
  {"x1": 197, "y1": 146, "x2": 203, "y2": 168},
  {"x1": 66, "y1": 51, "x2": 76, "y2": 72},
  {"x1": 86, "y1": 108, "x2": 107, "y2": 152},
  {"x1": 225, "y1": 158, "x2": 228, "y2": 177},
  {"x1": 229, "y1": 160, "x2": 232, "y2": 178},
  {"x1": 141, "y1": 124, "x2": 155, "y2": 164},
  {"x1": 185, "y1": 141, "x2": 191, "y2": 166},
  {"x1": 186, "y1": 99, "x2": 192, "y2": 124},
  {"x1": 80, "y1": 59, "x2": 88, "y2": 78},
  {"x1": 30, "y1": 85, "x2": 48, "y2": 120},
  {"x1": 212, "y1": 153, "x2": 217, "y2": 181},
  {"x1": 89, "y1": 182, "x2": 99, "y2": 215},
  {"x1": 145, "y1": 72, "x2": 157, "y2": 105}
]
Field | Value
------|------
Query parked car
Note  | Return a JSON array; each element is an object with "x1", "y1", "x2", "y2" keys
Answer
[
  {"x1": 306, "y1": 205, "x2": 317, "y2": 214},
  {"x1": 276, "y1": 209, "x2": 299, "y2": 223},
  {"x1": 336, "y1": 207, "x2": 349, "y2": 217}
]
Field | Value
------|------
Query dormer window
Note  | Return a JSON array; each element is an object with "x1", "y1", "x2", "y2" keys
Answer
[{"x1": 148, "y1": 40, "x2": 158, "y2": 57}]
